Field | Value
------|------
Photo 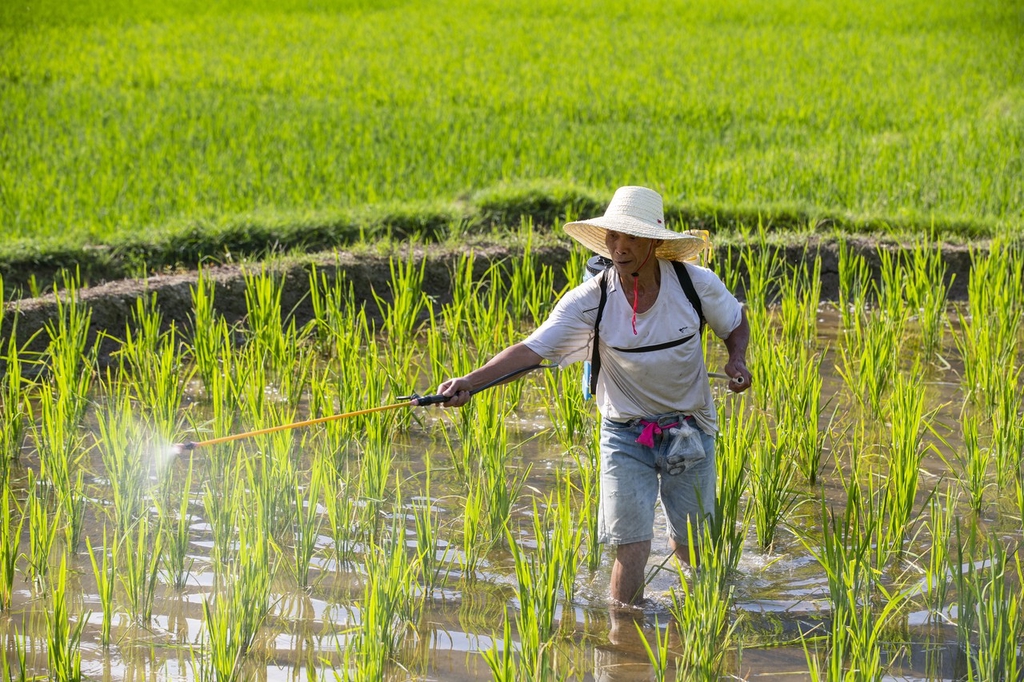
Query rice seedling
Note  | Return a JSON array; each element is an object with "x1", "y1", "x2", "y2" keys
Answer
[
  {"x1": 543, "y1": 364, "x2": 591, "y2": 456},
  {"x1": 46, "y1": 556, "x2": 87, "y2": 682},
  {"x1": 635, "y1": 618, "x2": 672, "y2": 682},
  {"x1": 456, "y1": 470, "x2": 492, "y2": 583},
  {"x1": 409, "y1": 463, "x2": 452, "y2": 594},
  {"x1": 950, "y1": 519, "x2": 981, "y2": 650},
  {"x1": 119, "y1": 514, "x2": 164, "y2": 625},
  {"x1": 26, "y1": 472, "x2": 59, "y2": 589},
  {"x1": 748, "y1": 413, "x2": 799, "y2": 552},
  {"x1": 571, "y1": 422, "x2": 602, "y2": 572},
  {"x1": 668, "y1": 521, "x2": 741, "y2": 681},
  {"x1": 506, "y1": 500, "x2": 567, "y2": 680},
  {"x1": 480, "y1": 612, "x2": 517, "y2": 682},
  {"x1": 95, "y1": 391, "x2": 148, "y2": 536},
  {"x1": 505, "y1": 221, "x2": 559, "y2": 327},
  {"x1": 903, "y1": 239, "x2": 952, "y2": 363},
  {"x1": 317, "y1": 456, "x2": 359, "y2": 571},
  {"x1": 955, "y1": 409, "x2": 992, "y2": 514},
  {"x1": 483, "y1": 441, "x2": 530, "y2": 546},
  {"x1": 775, "y1": 255, "x2": 822, "y2": 351},
  {"x1": 201, "y1": 503, "x2": 278, "y2": 679},
  {"x1": 551, "y1": 476, "x2": 584, "y2": 607},
  {"x1": 921, "y1": 484, "x2": 958, "y2": 621},
  {"x1": 802, "y1": 487, "x2": 906, "y2": 682},
  {"x1": 372, "y1": 250, "x2": 431, "y2": 369},
  {"x1": 991, "y1": 377, "x2": 1023, "y2": 493},
  {"x1": 154, "y1": 455, "x2": 197, "y2": 590},
  {"x1": 290, "y1": 466, "x2": 325, "y2": 590},
  {"x1": 85, "y1": 528, "x2": 116, "y2": 647},
  {"x1": 836, "y1": 304, "x2": 907, "y2": 417},
  {"x1": 962, "y1": 535, "x2": 1024, "y2": 682},
  {"x1": 244, "y1": 424, "x2": 298, "y2": 542},
  {"x1": 882, "y1": 374, "x2": 932, "y2": 560},
  {"x1": 202, "y1": 469, "x2": 239, "y2": 564},
  {"x1": 113, "y1": 293, "x2": 193, "y2": 439},
  {"x1": 0, "y1": 334, "x2": 26, "y2": 477},
  {"x1": 714, "y1": 396, "x2": 754, "y2": 575},
  {"x1": 188, "y1": 268, "x2": 231, "y2": 396},
  {"x1": 353, "y1": 525, "x2": 419, "y2": 680},
  {"x1": 836, "y1": 237, "x2": 872, "y2": 334},
  {"x1": 761, "y1": 341, "x2": 829, "y2": 486},
  {"x1": 0, "y1": 485, "x2": 24, "y2": 611},
  {"x1": 1, "y1": 620, "x2": 28, "y2": 682},
  {"x1": 954, "y1": 241, "x2": 1023, "y2": 407}
]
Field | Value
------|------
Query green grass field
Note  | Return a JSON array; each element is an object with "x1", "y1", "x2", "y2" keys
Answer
[{"x1": 1, "y1": 0, "x2": 1021, "y2": 265}]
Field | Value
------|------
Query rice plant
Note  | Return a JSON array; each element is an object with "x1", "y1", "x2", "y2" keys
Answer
[
  {"x1": 201, "y1": 504, "x2": 278, "y2": 680},
  {"x1": 113, "y1": 293, "x2": 192, "y2": 439},
  {"x1": 119, "y1": 514, "x2": 164, "y2": 625},
  {"x1": 85, "y1": 528, "x2": 116, "y2": 647},
  {"x1": 802, "y1": 489, "x2": 904, "y2": 682},
  {"x1": 26, "y1": 472, "x2": 59, "y2": 589},
  {"x1": 635, "y1": 618, "x2": 672, "y2": 682},
  {"x1": 95, "y1": 391, "x2": 149, "y2": 536},
  {"x1": 668, "y1": 520, "x2": 741, "y2": 682},
  {"x1": 0, "y1": 334, "x2": 26, "y2": 478},
  {"x1": 352, "y1": 525, "x2": 419, "y2": 680},
  {"x1": 904, "y1": 239, "x2": 952, "y2": 362},
  {"x1": 882, "y1": 374, "x2": 932, "y2": 560},
  {"x1": 46, "y1": 557, "x2": 87, "y2": 682},
  {"x1": 0, "y1": 485, "x2": 24, "y2": 611},
  {"x1": 154, "y1": 455, "x2": 197, "y2": 590},
  {"x1": 955, "y1": 409, "x2": 992, "y2": 514},
  {"x1": 506, "y1": 499, "x2": 568, "y2": 680},
  {"x1": 921, "y1": 484, "x2": 958, "y2": 621},
  {"x1": 962, "y1": 535, "x2": 1024, "y2": 682},
  {"x1": 318, "y1": 455, "x2": 359, "y2": 571},
  {"x1": 480, "y1": 612, "x2": 517, "y2": 682},
  {"x1": 571, "y1": 422, "x2": 602, "y2": 572},
  {"x1": 954, "y1": 241, "x2": 1023, "y2": 407},
  {"x1": 991, "y1": 377, "x2": 1024, "y2": 493},
  {"x1": 290, "y1": 466, "x2": 325, "y2": 590},
  {"x1": 714, "y1": 396, "x2": 754, "y2": 575},
  {"x1": 409, "y1": 465, "x2": 452, "y2": 594},
  {"x1": 748, "y1": 413, "x2": 799, "y2": 552}
]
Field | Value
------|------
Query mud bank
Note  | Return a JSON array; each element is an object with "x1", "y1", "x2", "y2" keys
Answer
[{"x1": 1, "y1": 237, "x2": 982, "y2": 364}]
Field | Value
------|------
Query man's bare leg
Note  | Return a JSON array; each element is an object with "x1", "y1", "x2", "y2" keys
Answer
[
  {"x1": 669, "y1": 537, "x2": 700, "y2": 567},
  {"x1": 610, "y1": 540, "x2": 651, "y2": 605}
]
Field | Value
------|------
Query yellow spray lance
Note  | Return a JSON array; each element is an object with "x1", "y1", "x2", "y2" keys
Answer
[{"x1": 171, "y1": 364, "x2": 554, "y2": 453}]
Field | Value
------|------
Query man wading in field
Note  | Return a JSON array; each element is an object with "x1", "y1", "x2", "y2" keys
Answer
[{"x1": 432, "y1": 185, "x2": 751, "y2": 605}]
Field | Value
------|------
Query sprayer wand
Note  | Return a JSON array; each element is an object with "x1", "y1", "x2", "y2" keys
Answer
[{"x1": 173, "y1": 363, "x2": 555, "y2": 453}]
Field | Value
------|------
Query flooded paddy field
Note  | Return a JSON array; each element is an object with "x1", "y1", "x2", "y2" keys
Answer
[{"x1": 1, "y1": 238, "x2": 1022, "y2": 681}]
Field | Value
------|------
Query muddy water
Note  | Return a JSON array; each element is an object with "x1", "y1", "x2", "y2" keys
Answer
[{"x1": 2, "y1": 306, "x2": 1014, "y2": 681}]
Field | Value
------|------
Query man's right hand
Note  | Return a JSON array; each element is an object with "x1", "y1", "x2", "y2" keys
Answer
[{"x1": 437, "y1": 377, "x2": 474, "y2": 407}]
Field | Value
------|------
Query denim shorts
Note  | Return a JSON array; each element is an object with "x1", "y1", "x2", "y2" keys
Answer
[{"x1": 597, "y1": 414, "x2": 716, "y2": 546}]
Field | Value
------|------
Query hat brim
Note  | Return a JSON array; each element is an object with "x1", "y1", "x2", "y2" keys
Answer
[{"x1": 564, "y1": 216, "x2": 707, "y2": 262}]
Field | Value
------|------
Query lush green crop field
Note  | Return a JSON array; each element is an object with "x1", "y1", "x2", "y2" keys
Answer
[{"x1": 1, "y1": 0, "x2": 1022, "y2": 249}]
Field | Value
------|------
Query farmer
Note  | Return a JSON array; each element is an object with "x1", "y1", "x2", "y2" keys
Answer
[{"x1": 431, "y1": 185, "x2": 751, "y2": 605}]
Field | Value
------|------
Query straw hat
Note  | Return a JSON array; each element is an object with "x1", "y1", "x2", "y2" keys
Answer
[{"x1": 564, "y1": 186, "x2": 707, "y2": 262}]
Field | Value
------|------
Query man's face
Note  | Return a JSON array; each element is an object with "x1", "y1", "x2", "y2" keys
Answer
[{"x1": 604, "y1": 231, "x2": 662, "y2": 277}]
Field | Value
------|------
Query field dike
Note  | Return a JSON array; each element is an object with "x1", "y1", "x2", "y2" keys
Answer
[{"x1": 1, "y1": 235, "x2": 982, "y2": 366}]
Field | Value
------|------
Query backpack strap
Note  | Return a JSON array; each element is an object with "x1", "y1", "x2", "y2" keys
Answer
[
  {"x1": 589, "y1": 262, "x2": 705, "y2": 396},
  {"x1": 672, "y1": 261, "x2": 706, "y2": 336},
  {"x1": 589, "y1": 269, "x2": 609, "y2": 396}
]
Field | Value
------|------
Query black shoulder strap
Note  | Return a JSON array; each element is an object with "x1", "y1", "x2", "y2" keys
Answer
[
  {"x1": 672, "y1": 261, "x2": 705, "y2": 335},
  {"x1": 589, "y1": 262, "x2": 703, "y2": 395},
  {"x1": 589, "y1": 269, "x2": 609, "y2": 396}
]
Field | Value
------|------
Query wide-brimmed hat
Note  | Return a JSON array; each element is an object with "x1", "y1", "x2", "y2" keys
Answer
[{"x1": 564, "y1": 186, "x2": 708, "y2": 262}]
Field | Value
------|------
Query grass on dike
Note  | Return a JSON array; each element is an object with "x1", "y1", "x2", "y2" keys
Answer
[{"x1": 1, "y1": 0, "x2": 1021, "y2": 285}]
